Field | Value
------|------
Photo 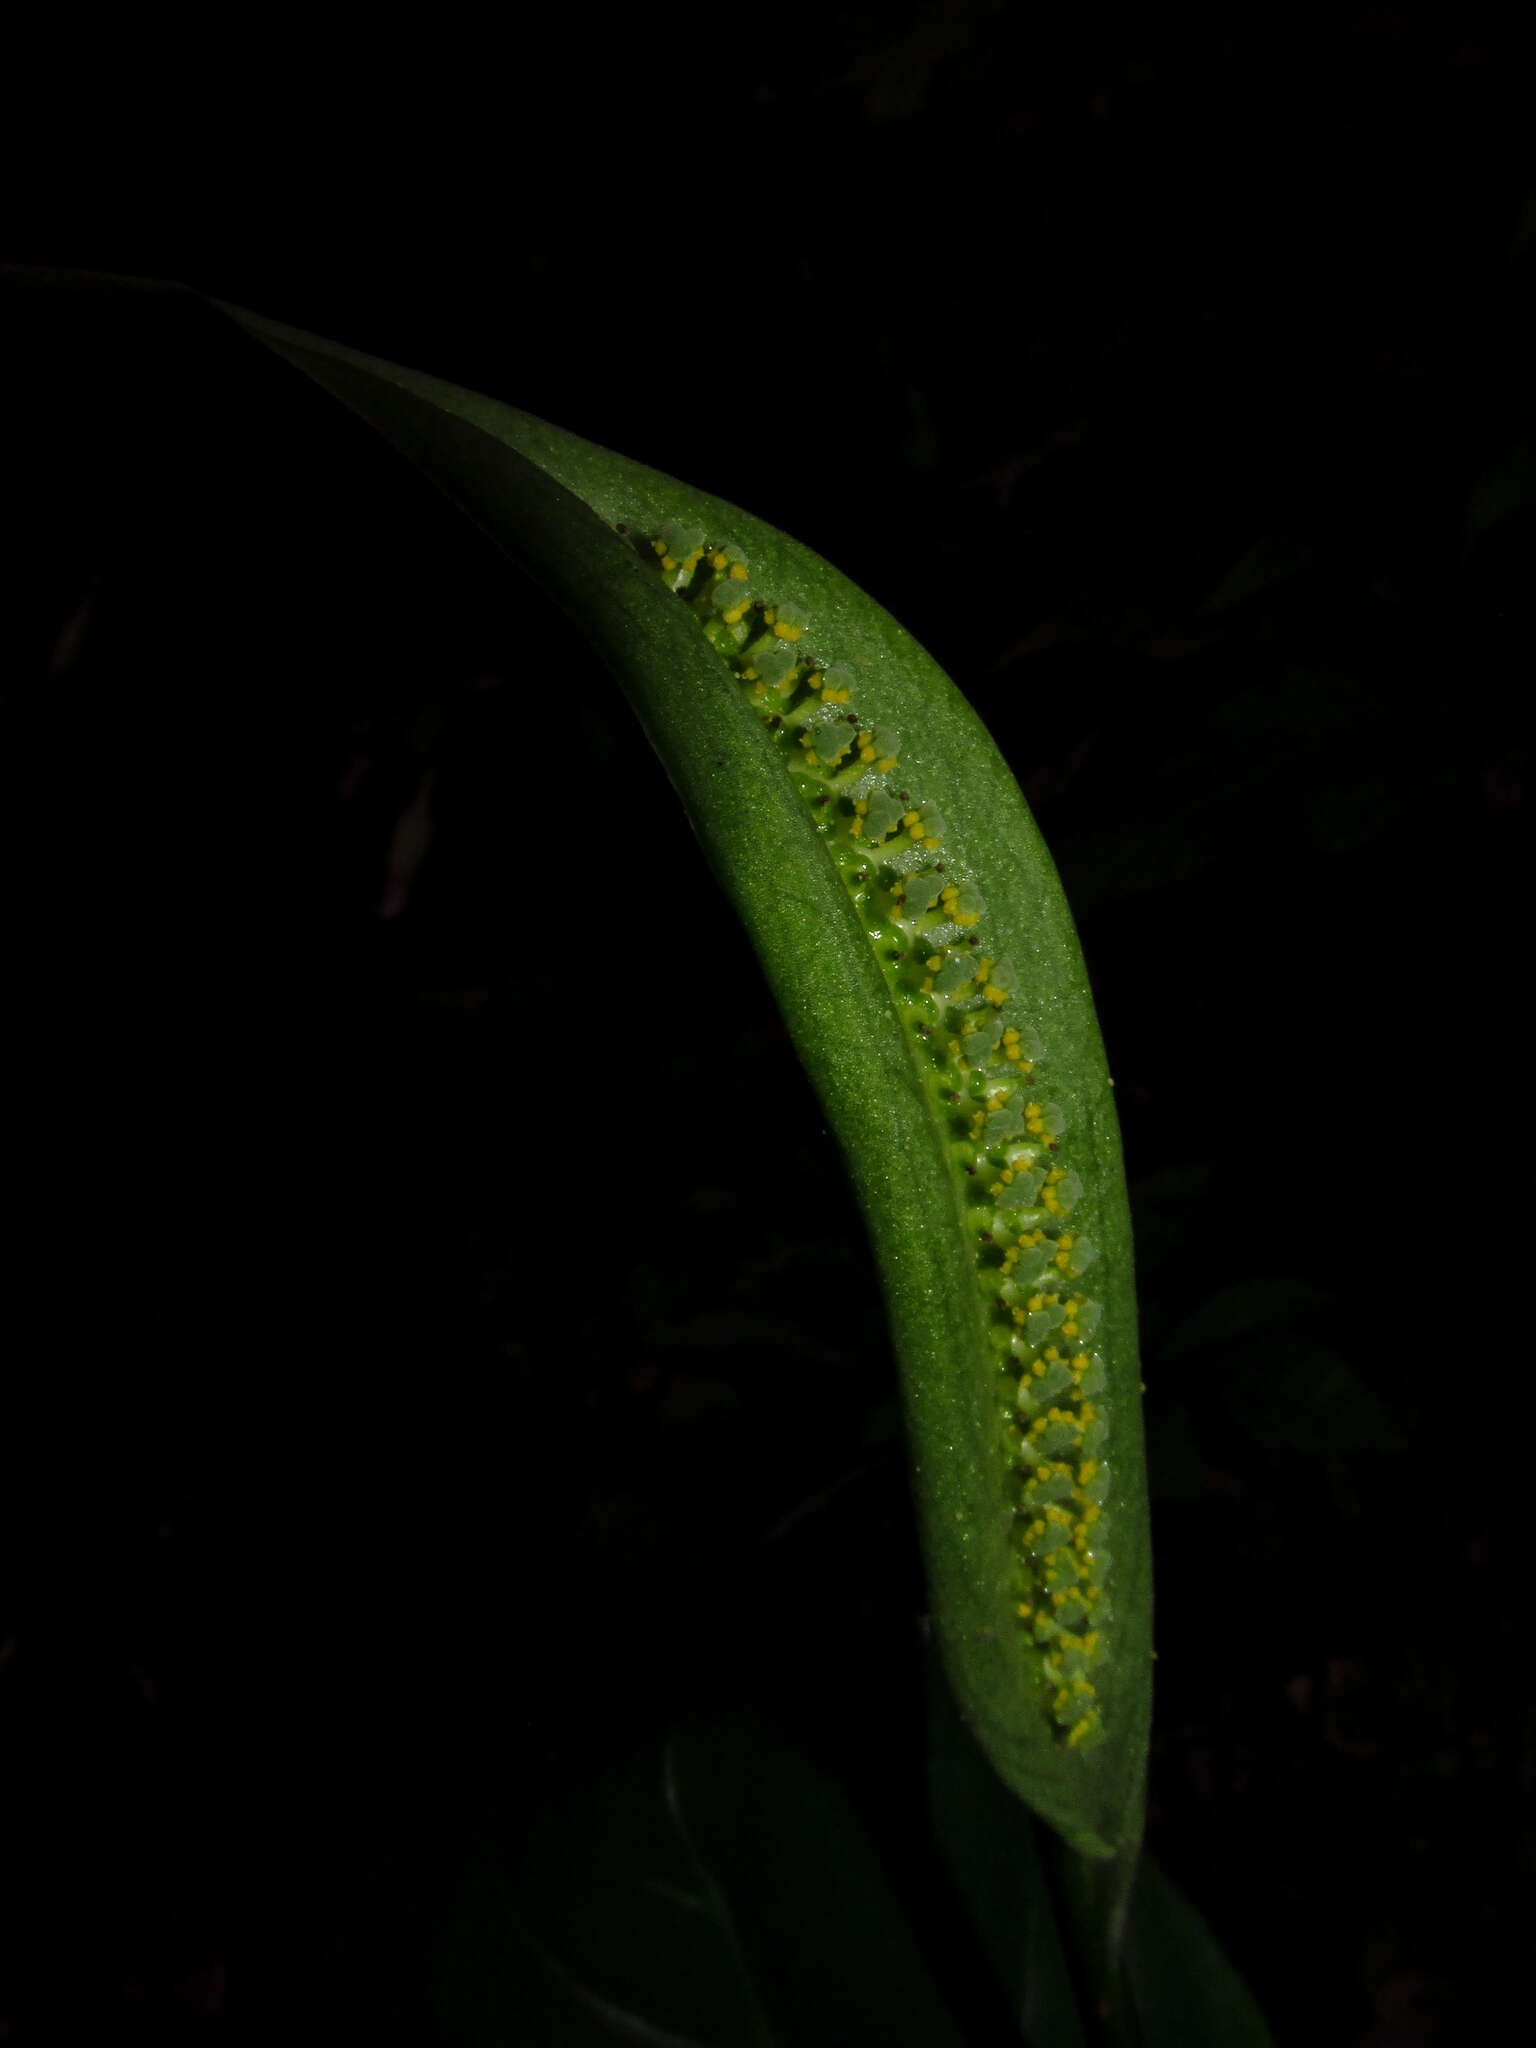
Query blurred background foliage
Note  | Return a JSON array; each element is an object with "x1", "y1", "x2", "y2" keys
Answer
[{"x1": 1, "y1": 7, "x2": 1529, "y2": 2042}]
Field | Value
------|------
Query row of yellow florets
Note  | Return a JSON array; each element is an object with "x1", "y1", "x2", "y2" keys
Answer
[{"x1": 643, "y1": 527, "x2": 1110, "y2": 1748}]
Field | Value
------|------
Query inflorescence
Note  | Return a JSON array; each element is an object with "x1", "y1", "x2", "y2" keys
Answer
[{"x1": 635, "y1": 523, "x2": 1113, "y2": 1749}]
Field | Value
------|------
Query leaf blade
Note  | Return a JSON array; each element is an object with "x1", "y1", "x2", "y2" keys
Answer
[{"x1": 207, "y1": 297, "x2": 1152, "y2": 1862}]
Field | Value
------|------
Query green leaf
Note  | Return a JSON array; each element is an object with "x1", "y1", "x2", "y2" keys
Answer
[
  {"x1": 925, "y1": 1647, "x2": 1091, "y2": 2048},
  {"x1": 324, "y1": 1717, "x2": 971, "y2": 2047},
  {"x1": 665, "y1": 1709, "x2": 972, "y2": 2048},
  {"x1": 5, "y1": 264, "x2": 1151, "y2": 1898},
  {"x1": 925, "y1": 1647, "x2": 1277, "y2": 2047},
  {"x1": 204, "y1": 295, "x2": 1150, "y2": 1864},
  {"x1": 1119, "y1": 1856, "x2": 1276, "y2": 2048}
]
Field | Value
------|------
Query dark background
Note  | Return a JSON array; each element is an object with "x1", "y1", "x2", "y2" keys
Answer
[{"x1": 2, "y1": 8, "x2": 1530, "y2": 2043}]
